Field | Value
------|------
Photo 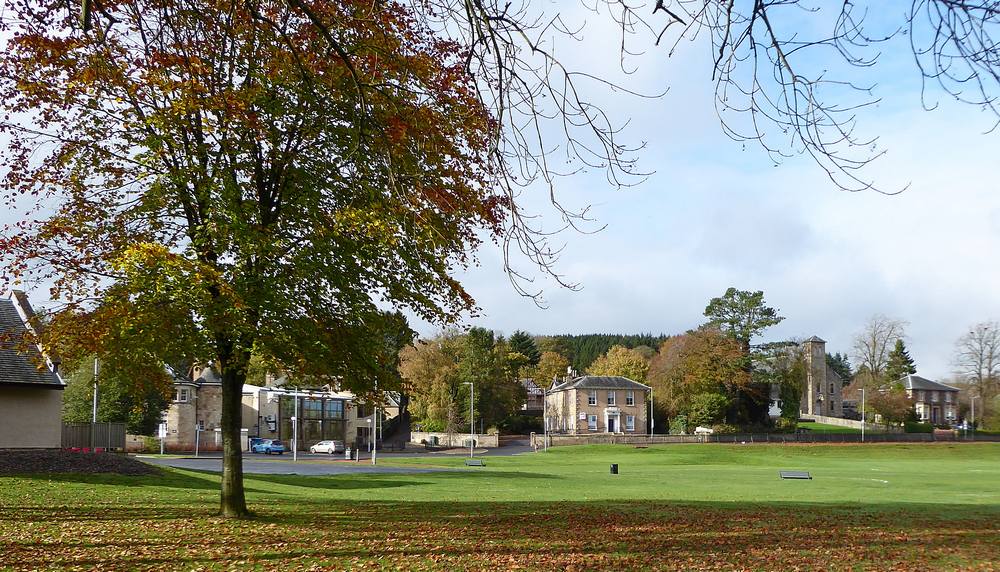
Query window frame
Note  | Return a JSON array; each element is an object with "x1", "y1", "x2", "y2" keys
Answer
[
  {"x1": 587, "y1": 390, "x2": 597, "y2": 406},
  {"x1": 588, "y1": 415, "x2": 598, "y2": 431},
  {"x1": 607, "y1": 391, "x2": 616, "y2": 406},
  {"x1": 175, "y1": 387, "x2": 190, "y2": 403},
  {"x1": 625, "y1": 415, "x2": 635, "y2": 432},
  {"x1": 626, "y1": 390, "x2": 635, "y2": 406}
]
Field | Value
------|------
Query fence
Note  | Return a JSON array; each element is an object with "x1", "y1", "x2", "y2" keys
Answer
[
  {"x1": 526, "y1": 432, "x2": 1000, "y2": 448},
  {"x1": 61, "y1": 422, "x2": 127, "y2": 451}
]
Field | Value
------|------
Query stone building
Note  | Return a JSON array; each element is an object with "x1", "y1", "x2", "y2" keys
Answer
[
  {"x1": 544, "y1": 375, "x2": 649, "y2": 435},
  {"x1": 163, "y1": 367, "x2": 397, "y2": 452},
  {"x1": 799, "y1": 336, "x2": 844, "y2": 418},
  {"x1": 902, "y1": 374, "x2": 958, "y2": 425}
]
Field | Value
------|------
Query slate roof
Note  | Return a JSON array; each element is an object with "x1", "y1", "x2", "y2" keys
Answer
[
  {"x1": 521, "y1": 378, "x2": 544, "y2": 396},
  {"x1": 0, "y1": 295, "x2": 63, "y2": 388},
  {"x1": 550, "y1": 375, "x2": 650, "y2": 392},
  {"x1": 902, "y1": 374, "x2": 959, "y2": 392},
  {"x1": 803, "y1": 335, "x2": 826, "y2": 344}
]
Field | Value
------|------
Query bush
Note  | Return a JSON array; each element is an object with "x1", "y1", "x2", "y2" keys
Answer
[
  {"x1": 668, "y1": 415, "x2": 688, "y2": 435},
  {"x1": 142, "y1": 435, "x2": 159, "y2": 453},
  {"x1": 774, "y1": 417, "x2": 798, "y2": 433},
  {"x1": 710, "y1": 423, "x2": 739, "y2": 435},
  {"x1": 688, "y1": 393, "x2": 730, "y2": 427},
  {"x1": 904, "y1": 421, "x2": 933, "y2": 433}
]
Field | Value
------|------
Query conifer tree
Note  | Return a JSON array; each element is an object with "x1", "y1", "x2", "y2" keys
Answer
[{"x1": 885, "y1": 339, "x2": 918, "y2": 386}]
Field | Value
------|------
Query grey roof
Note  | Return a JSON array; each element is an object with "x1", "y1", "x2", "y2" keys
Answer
[
  {"x1": 902, "y1": 374, "x2": 958, "y2": 392},
  {"x1": 803, "y1": 336, "x2": 826, "y2": 344},
  {"x1": 0, "y1": 296, "x2": 63, "y2": 388},
  {"x1": 550, "y1": 375, "x2": 650, "y2": 392},
  {"x1": 521, "y1": 378, "x2": 544, "y2": 396},
  {"x1": 826, "y1": 365, "x2": 844, "y2": 383}
]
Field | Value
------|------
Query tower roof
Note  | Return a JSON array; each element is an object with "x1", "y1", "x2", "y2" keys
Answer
[{"x1": 803, "y1": 336, "x2": 826, "y2": 344}]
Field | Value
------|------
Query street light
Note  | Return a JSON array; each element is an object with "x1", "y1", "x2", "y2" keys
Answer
[
  {"x1": 971, "y1": 395, "x2": 979, "y2": 440},
  {"x1": 463, "y1": 381, "x2": 474, "y2": 458},
  {"x1": 861, "y1": 388, "x2": 865, "y2": 444}
]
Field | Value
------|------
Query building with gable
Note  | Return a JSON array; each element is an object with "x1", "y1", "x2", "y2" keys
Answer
[
  {"x1": 544, "y1": 375, "x2": 650, "y2": 435},
  {"x1": 0, "y1": 291, "x2": 65, "y2": 448}
]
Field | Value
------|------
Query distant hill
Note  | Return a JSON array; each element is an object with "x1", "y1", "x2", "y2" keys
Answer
[{"x1": 541, "y1": 333, "x2": 670, "y2": 372}]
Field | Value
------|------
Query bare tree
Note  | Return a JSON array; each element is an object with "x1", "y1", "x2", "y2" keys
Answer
[
  {"x1": 852, "y1": 315, "x2": 908, "y2": 387},
  {"x1": 954, "y1": 321, "x2": 1000, "y2": 411}
]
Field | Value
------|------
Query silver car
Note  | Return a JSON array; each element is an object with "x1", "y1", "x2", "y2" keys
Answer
[{"x1": 309, "y1": 440, "x2": 344, "y2": 454}]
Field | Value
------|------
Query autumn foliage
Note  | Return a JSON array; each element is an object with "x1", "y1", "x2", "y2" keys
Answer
[{"x1": 0, "y1": 0, "x2": 508, "y2": 516}]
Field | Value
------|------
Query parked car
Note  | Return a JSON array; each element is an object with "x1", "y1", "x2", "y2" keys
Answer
[
  {"x1": 309, "y1": 440, "x2": 344, "y2": 454},
  {"x1": 251, "y1": 439, "x2": 285, "y2": 455}
]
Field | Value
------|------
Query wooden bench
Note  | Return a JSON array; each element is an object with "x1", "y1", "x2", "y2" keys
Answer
[
  {"x1": 465, "y1": 458, "x2": 485, "y2": 467},
  {"x1": 779, "y1": 470, "x2": 812, "y2": 480}
]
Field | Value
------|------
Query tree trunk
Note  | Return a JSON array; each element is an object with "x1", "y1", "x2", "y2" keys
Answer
[{"x1": 218, "y1": 345, "x2": 251, "y2": 519}]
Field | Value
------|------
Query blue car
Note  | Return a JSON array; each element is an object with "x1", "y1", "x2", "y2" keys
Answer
[{"x1": 251, "y1": 439, "x2": 285, "y2": 455}]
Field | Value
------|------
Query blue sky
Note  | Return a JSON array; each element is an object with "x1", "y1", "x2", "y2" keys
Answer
[
  {"x1": 406, "y1": 2, "x2": 1000, "y2": 381},
  {"x1": 2, "y1": 2, "x2": 997, "y2": 381}
]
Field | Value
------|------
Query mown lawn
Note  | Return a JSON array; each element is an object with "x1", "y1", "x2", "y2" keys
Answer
[
  {"x1": 797, "y1": 421, "x2": 862, "y2": 434},
  {"x1": 2, "y1": 443, "x2": 998, "y2": 570}
]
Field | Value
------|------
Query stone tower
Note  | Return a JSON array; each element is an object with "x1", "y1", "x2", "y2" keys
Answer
[{"x1": 799, "y1": 335, "x2": 843, "y2": 417}]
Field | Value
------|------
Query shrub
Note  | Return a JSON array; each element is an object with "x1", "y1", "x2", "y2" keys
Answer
[
  {"x1": 687, "y1": 393, "x2": 730, "y2": 427},
  {"x1": 142, "y1": 435, "x2": 159, "y2": 453},
  {"x1": 668, "y1": 415, "x2": 688, "y2": 435},
  {"x1": 904, "y1": 421, "x2": 933, "y2": 433},
  {"x1": 774, "y1": 417, "x2": 798, "y2": 433},
  {"x1": 710, "y1": 423, "x2": 739, "y2": 435}
]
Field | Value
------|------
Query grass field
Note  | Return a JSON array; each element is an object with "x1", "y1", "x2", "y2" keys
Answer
[
  {"x1": 797, "y1": 421, "x2": 862, "y2": 434},
  {"x1": 2, "y1": 443, "x2": 999, "y2": 570}
]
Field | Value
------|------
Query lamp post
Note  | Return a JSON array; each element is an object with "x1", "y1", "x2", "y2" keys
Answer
[
  {"x1": 292, "y1": 390, "x2": 299, "y2": 462},
  {"x1": 861, "y1": 388, "x2": 865, "y2": 444},
  {"x1": 971, "y1": 395, "x2": 979, "y2": 441},
  {"x1": 463, "y1": 381, "x2": 474, "y2": 458},
  {"x1": 91, "y1": 358, "x2": 99, "y2": 451},
  {"x1": 649, "y1": 386, "x2": 654, "y2": 437}
]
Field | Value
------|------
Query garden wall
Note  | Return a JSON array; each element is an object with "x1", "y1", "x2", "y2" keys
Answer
[{"x1": 410, "y1": 431, "x2": 499, "y2": 448}]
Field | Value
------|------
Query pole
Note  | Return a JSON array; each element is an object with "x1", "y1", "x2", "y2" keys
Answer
[
  {"x1": 195, "y1": 423, "x2": 200, "y2": 457},
  {"x1": 91, "y1": 358, "x2": 99, "y2": 451},
  {"x1": 543, "y1": 385, "x2": 548, "y2": 452},
  {"x1": 469, "y1": 382, "x2": 475, "y2": 458},
  {"x1": 372, "y1": 380, "x2": 378, "y2": 465},
  {"x1": 649, "y1": 386, "x2": 654, "y2": 436},
  {"x1": 861, "y1": 388, "x2": 865, "y2": 443},
  {"x1": 971, "y1": 396, "x2": 977, "y2": 441},
  {"x1": 293, "y1": 392, "x2": 299, "y2": 462}
]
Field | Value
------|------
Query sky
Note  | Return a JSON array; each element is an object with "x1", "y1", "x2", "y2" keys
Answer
[
  {"x1": 403, "y1": 2, "x2": 1000, "y2": 381},
  {"x1": 2, "y1": 2, "x2": 998, "y2": 381}
]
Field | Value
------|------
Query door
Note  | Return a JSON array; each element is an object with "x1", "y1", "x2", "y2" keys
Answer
[{"x1": 608, "y1": 417, "x2": 616, "y2": 433}]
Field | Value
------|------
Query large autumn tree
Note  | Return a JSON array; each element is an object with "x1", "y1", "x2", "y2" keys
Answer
[{"x1": 0, "y1": 0, "x2": 506, "y2": 518}]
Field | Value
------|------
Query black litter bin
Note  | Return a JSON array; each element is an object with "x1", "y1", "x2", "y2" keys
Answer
[{"x1": 610, "y1": 463, "x2": 619, "y2": 475}]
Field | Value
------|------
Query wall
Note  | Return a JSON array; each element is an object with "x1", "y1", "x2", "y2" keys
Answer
[
  {"x1": 410, "y1": 431, "x2": 499, "y2": 448},
  {"x1": 0, "y1": 386, "x2": 62, "y2": 448}
]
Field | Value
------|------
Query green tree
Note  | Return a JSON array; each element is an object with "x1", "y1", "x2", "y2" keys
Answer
[
  {"x1": 459, "y1": 328, "x2": 526, "y2": 429},
  {"x1": 885, "y1": 339, "x2": 918, "y2": 387},
  {"x1": 527, "y1": 351, "x2": 571, "y2": 387},
  {"x1": 687, "y1": 393, "x2": 730, "y2": 427},
  {"x1": 508, "y1": 330, "x2": 541, "y2": 369},
  {"x1": 703, "y1": 288, "x2": 784, "y2": 425},
  {"x1": 1, "y1": 0, "x2": 506, "y2": 518},
  {"x1": 869, "y1": 388, "x2": 915, "y2": 427},
  {"x1": 587, "y1": 345, "x2": 650, "y2": 382},
  {"x1": 826, "y1": 352, "x2": 853, "y2": 384},
  {"x1": 62, "y1": 357, "x2": 172, "y2": 435}
]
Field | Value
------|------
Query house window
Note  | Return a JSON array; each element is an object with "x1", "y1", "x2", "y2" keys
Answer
[
  {"x1": 588, "y1": 415, "x2": 598, "y2": 431},
  {"x1": 626, "y1": 390, "x2": 635, "y2": 406},
  {"x1": 197, "y1": 420, "x2": 205, "y2": 431},
  {"x1": 588, "y1": 390, "x2": 597, "y2": 406},
  {"x1": 356, "y1": 404, "x2": 370, "y2": 418},
  {"x1": 607, "y1": 391, "x2": 616, "y2": 406},
  {"x1": 829, "y1": 383, "x2": 834, "y2": 394},
  {"x1": 945, "y1": 393, "x2": 952, "y2": 404},
  {"x1": 931, "y1": 391, "x2": 939, "y2": 402},
  {"x1": 174, "y1": 388, "x2": 190, "y2": 403},
  {"x1": 626, "y1": 415, "x2": 635, "y2": 432}
]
